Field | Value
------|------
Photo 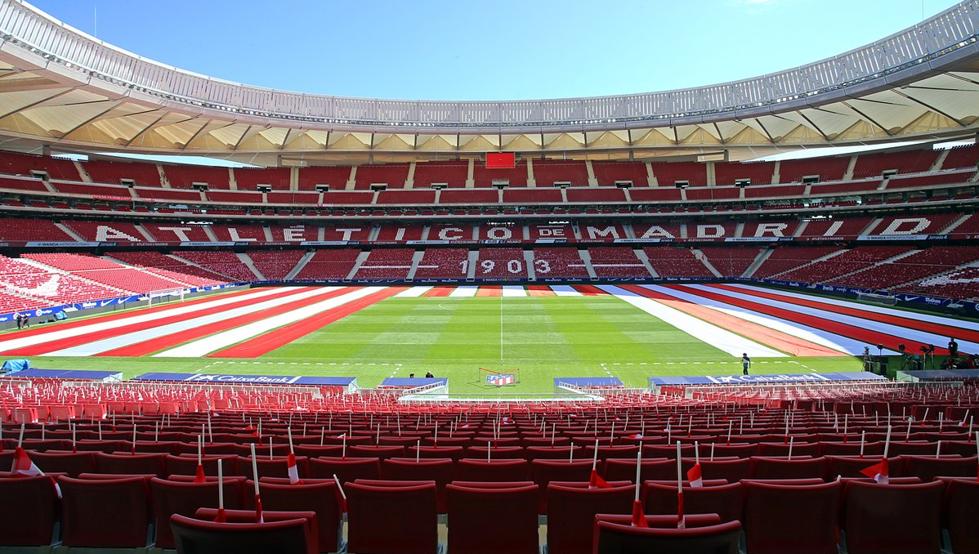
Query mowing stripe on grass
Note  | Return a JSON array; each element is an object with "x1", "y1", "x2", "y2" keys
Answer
[
  {"x1": 674, "y1": 284, "x2": 928, "y2": 355},
  {"x1": 549, "y1": 285, "x2": 581, "y2": 296},
  {"x1": 155, "y1": 286, "x2": 389, "y2": 357},
  {"x1": 422, "y1": 286, "x2": 454, "y2": 297},
  {"x1": 692, "y1": 284, "x2": 974, "y2": 353},
  {"x1": 730, "y1": 283, "x2": 979, "y2": 331},
  {"x1": 476, "y1": 286, "x2": 503, "y2": 297},
  {"x1": 396, "y1": 286, "x2": 433, "y2": 298},
  {"x1": 0, "y1": 287, "x2": 278, "y2": 354},
  {"x1": 718, "y1": 283, "x2": 979, "y2": 342},
  {"x1": 49, "y1": 287, "x2": 343, "y2": 357},
  {"x1": 95, "y1": 287, "x2": 356, "y2": 357},
  {"x1": 622, "y1": 284, "x2": 841, "y2": 356},
  {"x1": 644, "y1": 284, "x2": 853, "y2": 355},
  {"x1": 449, "y1": 286, "x2": 478, "y2": 298},
  {"x1": 0, "y1": 287, "x2": 308, "y2": 356},
  {"x1": 211, "y1": 286, "x2": 406, "y2": 358},
  {"x1": 526, "y1": 285, "x2": 555, "y2": 297},
  {"x1": 600, "y1": 284, "x2": 785, "y2": 358}
]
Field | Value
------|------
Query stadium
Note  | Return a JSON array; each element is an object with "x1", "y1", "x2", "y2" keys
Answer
[{"x1": 0, "y1": 0, "x2": 978, "y2": 552}]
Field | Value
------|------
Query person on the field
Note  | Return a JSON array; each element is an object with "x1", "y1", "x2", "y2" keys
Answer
[
  {"x1": 742, "y1": 353, "x2": 751, "y2": 376},
  {"x1": 948, "y1": 338, "x2": 958, "y2": 359},
  {"x1": 14, "y1": 313, "x2": 21, "y2": 330},
  {"x1": 425, "y1": 371, "x2": 434, "y2": 378}
]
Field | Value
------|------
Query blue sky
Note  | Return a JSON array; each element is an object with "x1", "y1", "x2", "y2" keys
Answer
[{"x1": 28, "y1": 0, "x2": 961, "y2": 102}]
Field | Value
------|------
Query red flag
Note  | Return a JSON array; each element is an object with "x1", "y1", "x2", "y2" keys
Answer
[
  {"x1": 11, "y1": 447, "x2": 61, "y2": 497},
  {"x1": 286, "y1": 453, "x2": 301, "y2": 485},
  {"x1": 686, "y1": 463, "x2": 703, "y2": 488},
  {"x1": 631, "y1": 499, "x2": 648, "y2": 528},
  {"x1": 589, "y1": 468, "x2": 611, "y2": 488},
  {"x1": 193, "y1": 464, "x2": 206, "y2": 484},
  {"x1": 860, "y1": 458, "x2": 890, "y2": 484}
]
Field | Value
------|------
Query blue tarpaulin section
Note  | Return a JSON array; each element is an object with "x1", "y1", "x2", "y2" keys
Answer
[{"x1": 1, "y1": 359, "x2": 29, "y2": 373}]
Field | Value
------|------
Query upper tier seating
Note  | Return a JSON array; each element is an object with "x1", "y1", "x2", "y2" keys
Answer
[
  {"x1": 84, "y1": 159, "x2": 161, "y2": 187},
  {"x1": 354, "y1": 164, "x2": 409, "y2": 190},
  {"x1": 531, "y1": 160, "x2": 589, "y2": 186},
  {"x1": 413, "y1": 161, "x2": 469, "y2": 188},
  {"x1": 297, "y1": 166, "x2": 353, "y2": 191},
  {"x1": 592, "y1": 161, "x2": 648, "y2": 187},
  {"x1": 0, "y1": 151, "x2": 80, "y2": 180},
  {"x1": 699, "y1": 247, "x2": 761, "y2": 278},
  {"x1": 852, "y1": 149, "x2": 939, "y2": 179},
  {"x1": 234, "y1": 167, "x2": 290, "y2": 191},
  {"x1": 163, "y1": 164, "x2": 231, "y2": 189},
  {"x1": 473, "y1": 161, "x2": 528, "y2": 188},
  {"x1": 714, "y1": 161, "x2": 775, "y2": 186}
]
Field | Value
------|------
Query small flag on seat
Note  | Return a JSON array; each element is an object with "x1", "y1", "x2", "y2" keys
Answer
[
  {"x1": 11, "y1": 447, "x2": 61, "y2": 498},
  {"x1": 286, "y1": 452, "x2": 301, "y2": 485},
  {"x1": 686, "y1": 462, "x2": 703, "y2": 488},
  {"x1": 860, "y1": 458, "x2": 889, "y2": 484},
  {"x1": 589, "y1": 468, "x2": 611, "y2": 488}
]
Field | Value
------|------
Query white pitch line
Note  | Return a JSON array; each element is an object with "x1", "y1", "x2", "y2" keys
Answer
[
  {"x1": 0, "y1": 287, "x2": 292, "y2": 354},
  {"x1": 395, "y1": 286, "x2": 433, "y2": 298},
  {"x1": 154, "y1": 286, "x2": 385, "y2": 357},
  {"x1": 47, "y1": 287, "x2": 344, "y2": 356},
  {"x1": 599, "y1": 284, "x2": 785, "y2": 358}
]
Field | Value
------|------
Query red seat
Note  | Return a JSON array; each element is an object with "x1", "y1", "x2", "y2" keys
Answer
[
  {"x1": 28, "y1": 450, "x2": 96, "y2": 476},
  {"x1": 456, "y1": 458, "x2": 530, "y2": 482},
  {"x1": 408, "y1": 445, "x2": 465, "y2": 460},
  {"x1": 294, "y1": 444, "x2": 343, "y2": 458},
  {"x1": 604, "y1": 457, "x2": 675, "y2": 481},
  {"x1": 546, "y1": 483, "x2": 633, "y2": 554},
  {"x1": 743, "y1": 480, "x2": 842, "y2": 554},
  {"x1": 593, "y1": 518, "x2": 741, "y2": 554},
  {"x1": 165, "y1": 453, "x2": 240, "y2": 477},
  {"x1": 248, "y1": 478, "x2": 343, "y2": 553},
  {"x1": 531, "y1": 459, "x2": 593, "y2": 510},
  {"x1": 308, "y1": 456, "x2": 380, "y2": 481},
  {"x1": 150, "y1": 476, "x2": 246, "y2": 549},
  {"x1": 644, "y1": 481, "x2": 745, "y2": 523},
  {"x1": 380, "y1": 458, "x2": 454, "y2": 510},
  {"x1": 749, "y1": 456, "x2": 826, "y2": 480},
  {"x1": 699, "y1": 458, "x2": 752, "y2": 482},
  {"x1": 843, "y1": 480, "x2": 944, "y2": 554},
  {"x1": 757, "y1": 442, "x2": 820, "y2": 457},
  {"x1": 74, "y1": 439, "x2": 129, "y2": 453},
  {"x1": 941, "y1": 478, "x2": 979, "y2": 554},
  {"x1": 710, "y1": 443, "x2": 757, "y2": 458},
  {"x1": 95, "y1": 451, "x2": 166, "y2": 476},
  {"x1": 825, "y1": 455, "x2": 900, "y2": 479},
  {"x1": 0, "y1": 475, "x2": 58, "y2": 546},
  {"x1": 346, "y1": 481, "x2": 438, "y2": 554},
  {"x1": 171, "y1": 512, "x2": 313, "y2": 554},
  {"x1": 446, "y1": 483, "x2": 540, "y2": 554},
  {"x1": 348, "y1": 444, "x2": 405, "y2": 460},
  {"x1": 465, "y1": 445, "x2": 526, "y2": 459},
  {"x1": 59, "y1": 475, "x2": 151, "y2": 547},
  {"x1": 235, "y1": 455, "x2": 308, "y2": 480},
  {"x1": 896, "y1": 455, "x2": 978, "y2": 481},
  {"x1": 526, "y1": 446, "x2": 577, "y2": 460}
]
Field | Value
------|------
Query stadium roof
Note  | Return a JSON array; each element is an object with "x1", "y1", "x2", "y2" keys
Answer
[{"x1": 0, "y1": 0, "x2": 976, "y2": 164}]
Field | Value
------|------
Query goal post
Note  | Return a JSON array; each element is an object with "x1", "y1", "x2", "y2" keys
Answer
[
  {"x1": 145, "y1": 288, "x2": 186, "y2": 307},
  {"x1": 478, "y1": 367, "x2": 520, "y2": 386}
]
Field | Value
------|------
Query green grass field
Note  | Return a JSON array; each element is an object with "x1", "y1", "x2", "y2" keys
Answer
[{"x1": 20, "y1": 295, "x2": 863, "y2": 395}]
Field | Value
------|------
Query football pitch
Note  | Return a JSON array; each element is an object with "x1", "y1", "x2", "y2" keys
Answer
[{"x1": 17, "y1": 292, "x2": 864, "y2": 394}]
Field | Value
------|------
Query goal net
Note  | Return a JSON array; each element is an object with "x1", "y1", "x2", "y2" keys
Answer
[{"x1": 145, "y1": 288, "x2": 186, "y2": 307}]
